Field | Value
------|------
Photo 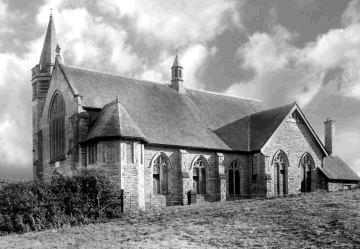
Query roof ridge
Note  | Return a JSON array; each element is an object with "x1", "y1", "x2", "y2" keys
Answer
[
  {"x1": 63, "y1": 64, "x2": 265, "y2": 102},
  {"x1": 250, "y1": 102, "x2": 295, "y2": 117},
  {"x1": 190, "y1": 88, "x2": 263, "y2": 102},
  {"x1": 63, "y1": 64, "x2": 169, "y2": 86}
]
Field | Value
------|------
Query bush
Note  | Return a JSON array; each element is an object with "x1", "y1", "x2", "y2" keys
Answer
[{"x1": 0, "y1": 170, "x2": 123, "y2": 235}]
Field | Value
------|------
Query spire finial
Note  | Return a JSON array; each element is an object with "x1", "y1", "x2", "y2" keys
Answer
[
  {"x1": 50, "y1": 8, "x2": 53, "y2": 17},
  {"x1": 55, "y1": 44, "x2": 63, "y2": 63},
  {"x1": 55, "y1": 44, "x2": 61, "y2": 55}
]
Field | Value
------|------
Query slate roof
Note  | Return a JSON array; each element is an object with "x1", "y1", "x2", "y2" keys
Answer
[
  {"x1": 62, "y1": 64, "x2": 266, "y2": 150},
  {"x1": 250, "y1": 103, "x2": 296, "y2": 150},
  {"x1": 85, "y1": 99, "x2": 147, "y2": 142},
  {"x1": 214, "y1": 103, "x2": 295, "y2": 151},
  {"x1": 321, "y1": 156, "x2": 360, "y2": 181}
]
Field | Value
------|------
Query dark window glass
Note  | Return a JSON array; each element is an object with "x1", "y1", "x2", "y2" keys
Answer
[
  {"x1": 49, "y1": 93, "x2": 66, "y2": 162},
  {"x1": 192, "y1": 157, "x2": 207, "y2": 194},
  {"x1": 153, "y1": 154, "x2": 169, "y2": 194},
  {"x1": 228, "y1": 161, "x2": 240, "y2": 196}
]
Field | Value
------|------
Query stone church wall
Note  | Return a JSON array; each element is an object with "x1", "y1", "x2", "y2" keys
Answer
[
  {"x1": 261, "y1": 115, "x2": 325, "y2": 196},
  {"x1": 39, "y1": 65, "x2": 81, "y2": 181},
  {"x1": 142, "y1": 146, "x2": 250, "y2": 209}
]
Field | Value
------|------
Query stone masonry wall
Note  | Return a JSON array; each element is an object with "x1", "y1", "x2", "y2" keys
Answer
[
  {"x1": 328, "y1": 181, "x2": 359, "y2": 192},
  {"x1": 39, "y1": 65, "x2": 81, "y2": 181},
  {"x1": 143, "y1": 146, "x2": 249, "y2": 208},
  {"x1": 261, "y1": 113, "x2": 326, "y2": 196},
  {"x1": 249, "y1": 153, "x2": 267, "y2": 198}
]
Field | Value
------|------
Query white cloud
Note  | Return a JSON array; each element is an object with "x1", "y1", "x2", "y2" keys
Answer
[
  {"x1": 181, "y1": 44, "x2": 208, "y2": 89},
  {"x1": 0, "y1": 115, "x2": 31, "y2": 166},
  {"x1": 36, "y1": 6, "x2": 142, "y2": 76},
  {"x1": 341, "y1": 0, "x2": 360, "y2": 26},
  {"x1": 240, "y1": 32, "x2": 289, "y2": 75},
  {"x1": 0, "y1": 0, "x2": 17, "y2": 34},
  {"x1": 0, "y1": 53, "x2": 33, "y2": 169},
  {"x1": 97, "y1": 0, "x2": 242, "y2": 46},
  {"x1": 226, "y1": 25, "x2": 324, "y2": 107},
  {"x1": 137, "y1": 44, "x2": 209, "y2": 89},
  {"x1": 0, "y1": 0, "x2": 6, "y2": 20},
  {"x1": 337, "y1": 128, "x2": 360, "y2": 176},
  {"x1": 227, "y1": 4, "x2": 360, "y2": 107}
]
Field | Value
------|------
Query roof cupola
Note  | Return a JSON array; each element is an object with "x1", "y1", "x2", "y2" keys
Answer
[{"x1": 170, "y1": 54, "x2": 185, "y2": 93}]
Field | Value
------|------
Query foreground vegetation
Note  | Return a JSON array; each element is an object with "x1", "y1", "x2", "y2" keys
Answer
[
  {"x1": 0, "y1": 170, "x2": 122, "y2": 235},
  {"x1": 1, "y1": 189, "x2": 359, "y2": 248}
]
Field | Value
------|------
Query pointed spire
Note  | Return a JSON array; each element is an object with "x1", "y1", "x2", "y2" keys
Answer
[
  {"x1": 171, "y1": 54, "x2": 182, "y2": 68},
  {"x1": 39, "y1": 11, "x2": 57, "y2": 72}
]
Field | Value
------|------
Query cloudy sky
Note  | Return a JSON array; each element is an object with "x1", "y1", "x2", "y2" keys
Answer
[{"x1": 1, "y1": 0, "x2": 360, "y2": 179}]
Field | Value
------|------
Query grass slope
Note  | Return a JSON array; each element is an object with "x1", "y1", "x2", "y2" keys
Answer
[{"x1": 1, "y1": 190, "x2": 359, "y2": 249}]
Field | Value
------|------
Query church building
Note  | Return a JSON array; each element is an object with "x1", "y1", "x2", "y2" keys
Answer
[{"x1": 32, "y1": 15, "x2": 360, "y2": 210}]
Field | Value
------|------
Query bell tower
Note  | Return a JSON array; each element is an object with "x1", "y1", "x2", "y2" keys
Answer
[
  {"x1": 170, "y1": 54, "x2": 185, "y2": 93},
  {"x1": 32, "y1": 12, "x2": 58, "y2": 180}
]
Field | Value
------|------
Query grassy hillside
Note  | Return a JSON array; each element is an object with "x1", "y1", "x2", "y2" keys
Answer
[{"x1": 1, "y1": 190, "x2": 359, "y2": 249}]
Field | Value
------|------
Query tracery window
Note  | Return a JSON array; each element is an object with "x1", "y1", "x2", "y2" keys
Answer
[
  {"x1": 228, "y1": 160, "x2": 241, "y2": 196},
  {"x1": 49, "y1": 93, "x2": 66, "y2": 162},
  {"x1": 192, "y1": 156, "x2": 207, "y2": 195},
  {"x1": 153, "y1": 154, "x2": 169, "y2": 195},
  {"x1": 299, "y1": 153, "x2": 314, "y2": 193},
  {"x1": 272, "y1": 150, "x2": 289, "y2": 196}
]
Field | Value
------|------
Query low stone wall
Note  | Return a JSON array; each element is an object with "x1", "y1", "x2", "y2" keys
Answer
[{"x1": 328, "y1": 181, "x2": 359, "y2": 192}]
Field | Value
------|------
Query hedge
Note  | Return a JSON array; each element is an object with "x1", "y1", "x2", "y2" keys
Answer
[{"x1": 0, "y1": 169, "x2": 123, "y2": 235}]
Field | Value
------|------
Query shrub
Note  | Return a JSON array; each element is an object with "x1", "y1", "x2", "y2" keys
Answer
[{"x1": 0, "y1": 169, "x2": 123, "y2": 235}]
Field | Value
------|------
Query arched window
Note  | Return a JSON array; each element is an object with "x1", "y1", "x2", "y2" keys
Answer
[
  {"x1": 49, "y1": 93, "x2": 66, "y2": 162},
  {"x1": 192, "y1": 156, "x2": 207, "y2": 195},
  {"x1": 272, "y1": 150, "x2": 289, "y2": 196},
  {"x1": 299, "y1": 153, "x2": 314, "y2": 193},
  {"x1": 228, "y1": 160, "x2": 241, "y2": 196},
  {"x1": 153, "y1": 153, "x2": 169, "y2": 195}
]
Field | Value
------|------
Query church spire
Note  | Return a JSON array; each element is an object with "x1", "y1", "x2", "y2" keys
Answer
[
  {"x1": 170, "y1": 54, "x2": 185, "y2": 93},
  {"x1": 39, "y1": 11, "x2": 57, "y2": 72}
]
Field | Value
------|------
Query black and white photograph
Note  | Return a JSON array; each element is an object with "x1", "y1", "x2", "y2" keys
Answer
[{"x1": 0, "y1": 0, "x2": 359, "y2": 248}]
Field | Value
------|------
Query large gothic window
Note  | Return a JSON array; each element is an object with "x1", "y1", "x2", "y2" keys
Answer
[
  {"x1": 299, "y1": 153, "x2": 314, "y2": 193},
  {"x1": 192, "y1": 156, "x2": 207, "y2": 195},
  {"x1": 153, "y1": 153, "x2": 169, "y2": 195},
  {"x1": 49, "y1": 93, "x2": 66, "y2": 162},
  {"x1": 272, "y1": 150, "x2": 289, "y2": 196},
  {"x1": 228, "y1": 160, "x2": 241, "y2": 196}
]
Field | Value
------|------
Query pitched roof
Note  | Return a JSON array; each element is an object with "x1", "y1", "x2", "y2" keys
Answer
[
  {"x1": 85, "y1": 99, "x2": 147, "y2": 142},
  {"x1": 250, "y1": 103, "x2": 296, "y2": 150},
  {"x1": 214, "y1": 103, "x2": 295, "y2": 151},
  {"x1": 61, "y1": 64, "x2": 266, "y2": 150},
  {"x1": 39, "y1": 15, "x2": 57, "y2": 70},
  {"x1": 321, "y1": 156, "x2": 360, "y2": 181}
]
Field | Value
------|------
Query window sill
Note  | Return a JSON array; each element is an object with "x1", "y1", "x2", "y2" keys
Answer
[{"x1": 49, "y1": 156, "x2": 66, "y2": 164}]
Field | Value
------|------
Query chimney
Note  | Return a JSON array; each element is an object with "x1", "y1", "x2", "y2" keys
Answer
[{"x1": 324, "y1": 118, "x2": 335, "y2": 155}]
